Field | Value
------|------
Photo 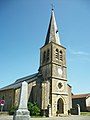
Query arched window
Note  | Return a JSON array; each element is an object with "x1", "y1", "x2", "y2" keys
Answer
[
  {"x1": 43, "y1": 51, "x2": 46, "y2": 63},
  {"x1": 56, "y1": 49, "x2": 59, "y2": 60},
  {"x1": 60, "y1": 50, "x2": 63, "y2": 61},
  {"x1": 47, "y1": 49, "x2": 49, "y2": 61}
]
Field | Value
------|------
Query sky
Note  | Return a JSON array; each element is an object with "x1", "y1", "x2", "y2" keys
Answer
[{"x1": 0, "y1": 0, "x2": 90, "y2": 94}]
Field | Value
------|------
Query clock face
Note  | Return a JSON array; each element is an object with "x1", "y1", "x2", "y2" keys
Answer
[{"x1": 58, "y1": 67, "x2": 62, "y2": 75}]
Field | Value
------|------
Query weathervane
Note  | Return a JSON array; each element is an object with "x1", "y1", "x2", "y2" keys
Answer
[{"x1": 51, "y1": 4, "x2": 54, "y2": 10}]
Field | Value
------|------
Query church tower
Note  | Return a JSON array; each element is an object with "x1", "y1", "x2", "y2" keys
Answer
[{"x1": 39, "y1": 8, "x2": 71, "y2": 116}]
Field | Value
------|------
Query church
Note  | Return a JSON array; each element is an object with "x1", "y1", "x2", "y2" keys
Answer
[{"x1": 0, "y1": 9, "x2": 72, "y2": 116}]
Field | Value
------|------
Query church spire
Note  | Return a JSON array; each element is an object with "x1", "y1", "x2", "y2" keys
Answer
[{"x1": 45, "y1": 8, "x2": 61, "y2": 45}]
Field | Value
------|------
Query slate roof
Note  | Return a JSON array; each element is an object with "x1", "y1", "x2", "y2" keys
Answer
[
  {"x1": 45, "y1": 8, "x2": 61, "y2": 45},
  {"x1": 0, "y1": 73, "x2": 38, "y2": 91},
  {"x1": 72, "y1": 93, "x2": 90, "y2": 99}
]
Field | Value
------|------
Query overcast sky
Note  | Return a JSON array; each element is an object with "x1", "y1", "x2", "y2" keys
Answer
[{"x1": 0, "y1": 0, "x2": 90, "y2": 94}]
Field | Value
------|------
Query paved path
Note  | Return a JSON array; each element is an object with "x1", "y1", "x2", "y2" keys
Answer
[{"x1": 0, "y1": 115, "x2": 90, "y2": 120}]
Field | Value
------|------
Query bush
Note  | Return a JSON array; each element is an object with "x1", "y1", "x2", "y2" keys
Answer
[
  {"x1": 28, "y1": 102, "x2": 41, "y2": 116},
  {"x1": 9, "y1": 102, "x2": 41, "y2": 116},
  {"x1": 9, "y1": 104, "x2": 17, "y2": 115}
]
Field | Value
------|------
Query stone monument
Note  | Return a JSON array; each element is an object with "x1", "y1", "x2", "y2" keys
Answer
[
  {"x1": 77, "y1": 104, "x2": 80, "y2": 115},
  {"x1": 13, "y1": 81, "x2": 30, "y2": 120}
]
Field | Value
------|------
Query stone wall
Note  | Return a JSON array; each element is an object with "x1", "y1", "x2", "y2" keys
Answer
[
  {"x1": 67, "y1": 84, "x2": 72, "y2": 110},
  {"x1": 0, "y1": 79, "x2": 41, "y2": 111},
  {"x1": 14, "y1": 80, "x2": 41, "y2": 108},
  {"x1": 15, "y1": 88, "x2": 20, "y2": 106},
  {"x1": 0, "y1": 89, "x2": 14, "y2": 111},
  {"x1": 86, "y1": 97, "x2": 90, "y2": 111}
]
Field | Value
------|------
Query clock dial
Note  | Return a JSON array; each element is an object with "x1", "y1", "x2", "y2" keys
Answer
[{"x1": 58, "y1": 67, "x2": 62, "y2": 75}]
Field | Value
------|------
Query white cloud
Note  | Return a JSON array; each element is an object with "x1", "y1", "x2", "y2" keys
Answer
[
  {"x1": 71, "y1": 51, "x2": 90, "y2": 56},
  {"x1": 67, "y1": 46, "x2": 90, "y2": 56}
]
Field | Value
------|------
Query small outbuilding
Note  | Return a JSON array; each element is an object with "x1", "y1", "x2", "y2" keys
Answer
[{"x1": 72, "y1": 93, "x2": 90, "y2": 112}]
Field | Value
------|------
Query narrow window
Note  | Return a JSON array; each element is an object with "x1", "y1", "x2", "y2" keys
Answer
[
  {"x1": 47, "y1": 49, "x2": 49, "y2": 61},
  {"x1": 60, "y1": 50, "x2": 63, "y2": 61},
  {"x1": 2, "y1": 96, "x2": 4, "y2": 100},
  {"x1": 56, "y1": 49, "x2": 59, "y2": 60},
  {"x1": 43, "y1": 51, "x2": 46, "y2": 63}
]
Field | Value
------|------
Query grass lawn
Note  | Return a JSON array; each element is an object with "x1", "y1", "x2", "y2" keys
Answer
[{"x1": 81, "y1": 112, "x2": 90, "y2": 116}]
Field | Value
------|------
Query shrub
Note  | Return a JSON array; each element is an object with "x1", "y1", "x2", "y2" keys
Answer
[
  {"x1": 9, "y1": 104, "x2": 17, "y2": 115},
  {"x1": 28, "y1": 102, "x2": 41, "y2": 116},
  {"x1": 9, "y1": 102, "x2": 41, "y2": 116}
]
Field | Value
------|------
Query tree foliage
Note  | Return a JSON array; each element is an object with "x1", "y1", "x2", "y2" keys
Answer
[{"x1": 28, "y1": 102, "x2": 41, "y2": 116}]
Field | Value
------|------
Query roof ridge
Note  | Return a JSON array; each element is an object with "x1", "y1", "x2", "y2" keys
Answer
[
  {"x1": 0, "y1": 73, "x2": 39, "y2": 91},
  {"x1": 72, "y1": 93, "x2": 90, "y2": 99},
  {"x1": 15, "y1": 73, "x2": 38, "y2": 83}
]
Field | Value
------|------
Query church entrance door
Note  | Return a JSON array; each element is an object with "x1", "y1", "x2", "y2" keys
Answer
[{"x1": 57, "y1": 98, "x2": 64, "y2": 114}]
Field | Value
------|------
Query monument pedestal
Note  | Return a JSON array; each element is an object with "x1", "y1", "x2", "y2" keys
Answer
[{"x1": 14, "y1": 109, "x2": 30, "y2": 120}]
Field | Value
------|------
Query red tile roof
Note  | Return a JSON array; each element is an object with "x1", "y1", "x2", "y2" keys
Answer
[{"x1": 72, "y1": 93, "x2": 90, "y2": 99}]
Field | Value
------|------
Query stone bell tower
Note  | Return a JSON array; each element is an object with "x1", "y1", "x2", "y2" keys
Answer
[{"x1": 39, "y1": 8, "x2": 71, "y2": 116}]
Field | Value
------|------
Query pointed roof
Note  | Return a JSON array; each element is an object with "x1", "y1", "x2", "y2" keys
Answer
[{"x1": 45, "y1": 8, "x2": 61, "y2": 45}]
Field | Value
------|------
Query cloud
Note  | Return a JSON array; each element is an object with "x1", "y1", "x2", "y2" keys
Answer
[
  {"x1": 67, "y1": 46, "x2": 90, "y2": 56},
  {"x1": 71, "y1": 51, "x2": 90, "y2": 56}
]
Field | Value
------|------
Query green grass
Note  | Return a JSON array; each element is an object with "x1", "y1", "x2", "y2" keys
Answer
[{"x1": 81, "y1": 112, "x2": 90, "y2": 116}]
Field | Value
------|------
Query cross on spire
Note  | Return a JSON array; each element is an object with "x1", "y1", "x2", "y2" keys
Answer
[{"x1": 51, "y1": 4, "x2": 54, "y2": 10}]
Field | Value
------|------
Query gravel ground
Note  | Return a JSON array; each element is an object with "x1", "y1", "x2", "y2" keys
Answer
[{"x1": 0, "y1": 115, "x2": 90, "y2": 120}]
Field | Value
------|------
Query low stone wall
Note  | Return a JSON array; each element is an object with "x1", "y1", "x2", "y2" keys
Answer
[
  {"x1": 70, "y1": 108, "x2": 78, "y2": 115},
  {"x1": 70, "y1": 104, "x2": 80, "y2": 115},
  {"x1": 87, "y1": 107, "x2": 90, "y2": 111}
]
